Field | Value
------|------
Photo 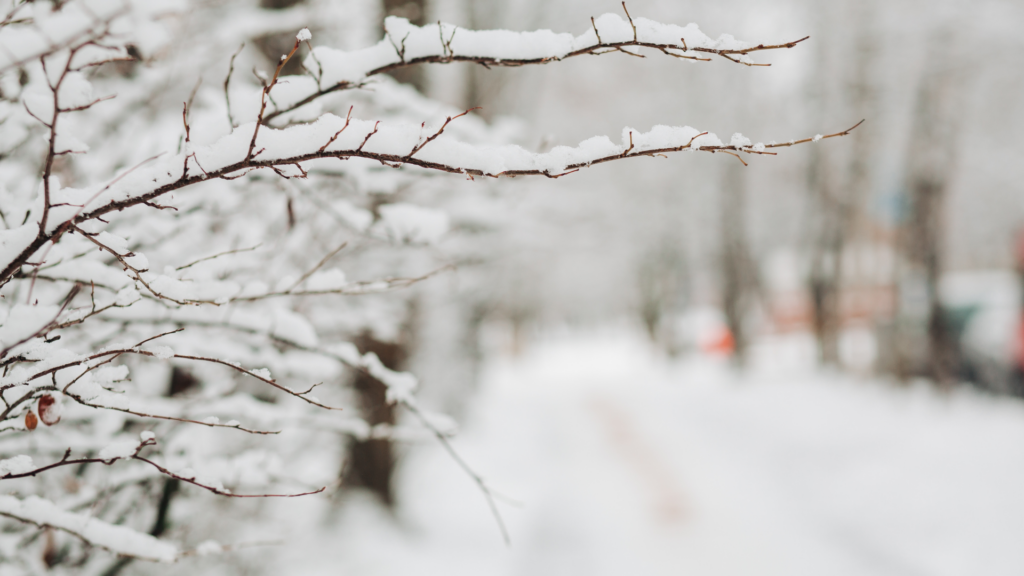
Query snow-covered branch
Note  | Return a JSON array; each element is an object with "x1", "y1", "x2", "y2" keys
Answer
[
  {"x1": 0, "y1": 117, "x2": 859, "y2": 286},
  {"x1": 0, "y1": 493, "x2": 179, "y2": 562},
  {"x1": 0, "y1": 0, "x2": 862, "y2": 566},
  {"x1": 264, "y1": 5, "x2": 808, "y2": 123}
]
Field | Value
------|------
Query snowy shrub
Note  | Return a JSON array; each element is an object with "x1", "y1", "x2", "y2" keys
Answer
[{"x1": 0, "y1": 0, "x2": 852, "y2": 571}]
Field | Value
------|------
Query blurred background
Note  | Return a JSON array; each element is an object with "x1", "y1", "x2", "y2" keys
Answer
[{"x1": 170, "y1": 0, "x2": 1024, "y2": 574}]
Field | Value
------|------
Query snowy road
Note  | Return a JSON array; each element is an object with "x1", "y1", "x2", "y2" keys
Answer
[{"x1": 276, "y1": 330, "x2": 1024, "y2": 576}]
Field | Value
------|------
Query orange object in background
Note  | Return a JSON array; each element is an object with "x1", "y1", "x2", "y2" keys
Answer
[{"x1": 703, "y1": 328, "x2": 735, "y2": 355}]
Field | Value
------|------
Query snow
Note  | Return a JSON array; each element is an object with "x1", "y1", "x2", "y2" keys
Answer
[
  {"x1": 196, "y1": 539, "x2": 223, "y2": 556},
  {"x1": 270, "y1": 308, "x2": 319, "y2": 347},
  {"x1": 0, "y1": 224, "x2": 38, "y2": 276},
  {"x1": 0, "y1": 0, "x2": 182, "y2": 71},
  {"x1": 306, "y1": 15, "x2": 752, "y2": 90},
  {"x1": 296, "y1": 28, "x2": 312, "y2": 43},
  {"x1": 250, "y1": 368, "x2": 272, "y2": 380},
  {"x1": 305, "y1": 269, "x2": 348, "y2": 291},
  {"x1": 0, "y1": 455, "x2": 34, "y2": 477},
  {"x1": 264, "y1": 329, "x2": 1024, "y2": 576},
  {"x1": 56, "y1": 72, "x2": 94, "y2": 109},
  {"x1": 0, "y1": 494, "x2": 178, "y2": 562},
  {"x1": 95, "y1": 231, "x2": 129, "y2": 253},
  {"x1": 45, "y1": 108, "x2": 723, "y2": 210},
  {"x1": 98, "y1": 440, "x2": 138, "y2": 461},
  {"x1": 376, "y1": 203, "x2": 450, "y2": 245},
  {"x1": 115, "y1": 286, "x2": 141, "y2": 306},
  {"x1": 147, "y1": 346, "x2": 175, "y2": 360},
  {"x1": 21, "y1": 91, "x2": 54, "y2": 122},
  {"x1": 140, "y1": 431, "x2": 156, "y2": 442},
  {"x1": 0, "y1": 304, "x2": 59, "y2": 350},
  {"x1": 91, "y1": 364, "x2": 130, "y2": 384},
  {"x1": 729, "y1": 132, "x2": 753, "y2": 148},
  {"x1": 360, "y1": 351, "x2": 418, "y2": 404}
]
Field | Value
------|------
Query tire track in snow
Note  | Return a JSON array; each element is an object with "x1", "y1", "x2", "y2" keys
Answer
[{"x1": 586, "y1": 393, "x2": 688, "y2": 524}]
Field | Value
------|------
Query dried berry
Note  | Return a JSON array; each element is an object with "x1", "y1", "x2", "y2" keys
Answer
[{"x1": 37, "y1": 394, "x2": 61, "y2": 426}]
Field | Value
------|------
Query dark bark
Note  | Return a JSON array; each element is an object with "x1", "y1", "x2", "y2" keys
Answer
[
  {"x1": 341, "y1": 332, "x2": 407, "y2": 505},
  {"x1": 807, "y1": 144, "x2": 844, "y2": 366},
  {"x1": 720, "y1": 162, "x2": 757, "y2": 366},
  {"x1": 894, "y1": 29, "x2": 963, "y2": 387},
  {"x1": 907, "y1": 178, "x2": 957, "y2": 386}
]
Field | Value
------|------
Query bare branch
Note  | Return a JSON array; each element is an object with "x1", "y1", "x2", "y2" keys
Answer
[
  {"x1": 406, "y1": 108, "x2": 480, "y2": 159},
  {"x1": 176, "y1": 244, "x2": 261, "y2": 271},
  {"x1": 401, "y1": 399, "x2": 511, "y2": 545},
  {"x1": 224, "y1": 42, "x2": 245, "y2": 129}
]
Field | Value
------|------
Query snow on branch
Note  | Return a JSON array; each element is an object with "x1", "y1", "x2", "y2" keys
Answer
[
  {"x1": 265, "y1": 3, "x2": 807, "y2": 122},
  {"x1": 0, "y1": 114, "x2": 861, "y2": 286},
  {"x1": 0, "y1": 0, "x2": 181, "y2": 73},
  {"x1": 1, "y1": 435, "x2": 327, "y2": 498},
  {"x1": 111, "y1": 314, "x2": 512, "y2": 543},
  {"x1": 0, "y1": 493, "x2": 179, "y2": 562}
]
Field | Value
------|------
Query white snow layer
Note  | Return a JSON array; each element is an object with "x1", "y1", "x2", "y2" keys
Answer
[
  {"x1": 0, "y1": 0, "x2": 184, "y2": 72},
  {"x1": 0, "y1": 455, "x2": 34, "y2": 477},
  {"x1": 99, "y1": 440, "x2": 139, "y2": 460},
  {"x1": 376, "y1": 203, "x2": 449, "y2": 244},
  {"x1": 0, "y1": 304, "x2": 59, "y2": 350},
  {"x1": 0, "y1": 495, "x2": 179, "y2": 561},
  {"x1": 57, "y1": 118, "x2": 719, "y2": 235},
  {"x1": 305, "y1": 15, "x2": 751, "y2": 89},
  {"x1": 0, "y1": 224, "x2": 38, "y2": 275}
]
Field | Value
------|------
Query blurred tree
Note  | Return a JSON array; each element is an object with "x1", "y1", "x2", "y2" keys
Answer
[
  {"x1": 806, "y1": 0, "x2": 876, "y2": 368},
  {"x1": 719, "y1": 161, "x2": 759, "y2": 366},
  {"x1": 895, "y1": 29, "x2": 964, "y2": 387}
]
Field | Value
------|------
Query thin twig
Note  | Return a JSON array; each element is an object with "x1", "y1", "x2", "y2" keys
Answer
[{"x1": 224, "y1": 43, "x2": 245, "y2": 128}]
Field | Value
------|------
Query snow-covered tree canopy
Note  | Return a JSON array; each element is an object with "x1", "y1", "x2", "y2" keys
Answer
[{"x1": 0, "y1": 0, "x2": 855, "y2": 570}]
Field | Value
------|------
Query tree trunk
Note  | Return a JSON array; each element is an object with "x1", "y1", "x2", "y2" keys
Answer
[
  {"x1": 806, "y1": 0, "x2": 876, "y2": 369},
  {"x1": 896, "y1": 29, "x2": 963, "y2": 388},
  {"x1": 807, "y1": 144, "x2": 844, "y2": 366},
  {"x1": 341, "y1": 332, "x2": 407, "y2": 505},
  {"x1": 720, "y1": 161, "x2": 756, "y2": 367}
]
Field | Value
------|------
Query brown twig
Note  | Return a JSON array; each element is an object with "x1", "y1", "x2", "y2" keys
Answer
[
  {"x1": 224, "y1": 42, "x2": 245, "y2": 128},
  {"x1": 622, "y1": 2, "x2": 637, "y2": 42},
  {"x1": 356, "y1": 121, "x2": 380, "y2": 152},
  {"x1": 283, "y1": 242, "x2": 349, "y2": 293},
  {"x1": 247, "y1": 37, "x2": 303, "y2": 160},
  {"x1": 318, "y1": 105, "x2": 353, "y2": 152},
  {"x1": 406, "y1": 107, "x2": 480, "y2": 159}
]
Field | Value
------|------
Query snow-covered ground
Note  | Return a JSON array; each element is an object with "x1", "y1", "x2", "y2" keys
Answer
[{"x1": 265, "y1": 327, "x2": 1024, "y2": 576}]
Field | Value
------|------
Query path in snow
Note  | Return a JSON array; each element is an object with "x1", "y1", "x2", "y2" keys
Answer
[{"x1": 275, "y1": 329, "x2": 1024, "y2": 576}]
